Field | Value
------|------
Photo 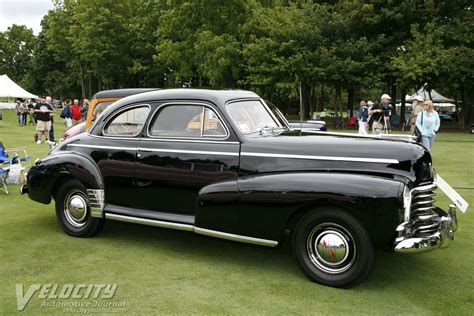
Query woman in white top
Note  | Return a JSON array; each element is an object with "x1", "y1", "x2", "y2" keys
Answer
[{"x1": 416, "y1": 100, "x2": 440, "y2": 150}]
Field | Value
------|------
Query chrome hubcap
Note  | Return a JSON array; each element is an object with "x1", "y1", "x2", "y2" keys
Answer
[
  {"x1": 315, "y1": 231, "x2": 349, "y2": 265},
  {"x1": 307, "y1": 223, "x2": 356, "y2": 274},
  {"x1": 64, "y1": 190, "x2": 88, "y2": 227}
]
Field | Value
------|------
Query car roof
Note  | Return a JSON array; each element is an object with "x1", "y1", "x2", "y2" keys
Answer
[
  {"x1": 92, "y1": 88, "x2": 159, "y2": 99},
  {"x1": 108, "y1": 88, "x2": 260, "y2": 110}
]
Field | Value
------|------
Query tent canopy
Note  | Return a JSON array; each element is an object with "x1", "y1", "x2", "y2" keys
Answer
[
  {"x1": 406, "y1": 87, "x2": 455, "y2": 103},
  {"x1": 0, "y1": 74, "x2": 38, "y2": 99}
]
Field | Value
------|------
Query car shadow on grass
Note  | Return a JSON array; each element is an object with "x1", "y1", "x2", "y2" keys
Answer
[
  {"x1": 99, "y1": 220, "x2": 302, "y2": 277},
  {"x1": 85, "y1": 220, "x2": 464, "y2": 290},
  {"x1": 32, "y1": 213, "x2": 466, "y2": 291}
]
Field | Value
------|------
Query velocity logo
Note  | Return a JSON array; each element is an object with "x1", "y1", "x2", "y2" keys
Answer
[{"x1": 15, "y1": 283, "x2": 118, "y2": 311}]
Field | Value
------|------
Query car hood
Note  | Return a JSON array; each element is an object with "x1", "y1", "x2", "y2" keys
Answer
[{"x1": 239, "y1": 131, "x2": 432, "y2": 184}]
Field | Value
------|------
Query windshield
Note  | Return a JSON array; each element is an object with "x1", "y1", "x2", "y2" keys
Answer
[
  {"x1": 263, "y1": 100, "x2": 291, "y2": 128},
  {"x1": 226, "y1": 100, "x2": 283, "y2": 134}
]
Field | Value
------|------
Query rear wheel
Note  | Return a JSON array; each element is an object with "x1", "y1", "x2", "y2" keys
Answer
[
  {"x1": 55, "y1": 179, "x2": 104, "y2": 237},
  {"x1": 292, "y1": 207, "x2": 375, "y2": 288}
]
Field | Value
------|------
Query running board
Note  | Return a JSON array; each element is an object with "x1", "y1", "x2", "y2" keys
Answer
[
  {"x1": 106, "y1": 213, "x2": 194, "y2": 232},
  {"x1": 104, "y1": 213, "x2": 278, "y2": 248}
]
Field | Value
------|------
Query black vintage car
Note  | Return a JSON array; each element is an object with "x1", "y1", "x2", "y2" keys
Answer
[{"x1": 22, "y1": 89, "x2": 460, "y2": 288}]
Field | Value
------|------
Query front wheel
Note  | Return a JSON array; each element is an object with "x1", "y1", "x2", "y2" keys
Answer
[
  {"x1": 55, "y1": 179, "x2": 104, "y2": 237},
  {"x1": 292, "y1": 207, "x2": 375, "y2": 288}
]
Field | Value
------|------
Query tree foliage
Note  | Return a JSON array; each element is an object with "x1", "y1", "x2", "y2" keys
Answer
[
  {"x1": 0, "y1": 25, "x2": 36, "y2": 89},
  {"x1": 0, "y1": 0, "x2": 472, "y2": 123}
]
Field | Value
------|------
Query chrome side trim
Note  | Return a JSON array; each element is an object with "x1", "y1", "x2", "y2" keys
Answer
[
  {"x1": 87, "y1": 189, "x2": 104, "y2": 218},
  {"x1": 68, "y1": 144, "x2": 135, "y2": 151},
  {"x1": 139, "y1": 137, "x2": 240, "y2": 145},
  {"x1": 89, "y1": 134, "x2": 141, "y2": 141},
  {"x1": 298, "y1": 130, "x2": 417, "y2": 142},
  {"x1": 241, "y1": 152, "x2": 399, "y2": 164},
  {"x1": 194, "y1": 227, "x2": 279, "y2": 247},
  {"x1": 68, "y1": 143, "x2": 239, "y2": 157},
  {"x1": 104, "y1": 212, "x2": 279, "y2": 247},
  {"x1": 105, "y1": 213, "x2": 194, "y2": 232},
  {"x1": 68, "y1": 144, "x2": 239, "y2": 157},
  {"x1": 137, "y1": 147, "x2": 239, "y2": 156}
]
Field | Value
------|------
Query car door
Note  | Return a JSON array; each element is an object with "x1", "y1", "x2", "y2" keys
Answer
[
  {"x1": 135, "y1": 102, "x2": 240, "y2": 216},
  {"x1": 73, "y1": 104, "x2": 151, "y2": 208}
]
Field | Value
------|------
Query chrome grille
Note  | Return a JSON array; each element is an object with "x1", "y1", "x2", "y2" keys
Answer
[
  {"x1": 396, "y1": 183, "x2": 438, "y2": 243},
  {"x1": 395, "y1": 181, "x2": 458, "y2": 253},
  {"x1": 408, "y1": 184, "x2": 438, "y2": 236}
]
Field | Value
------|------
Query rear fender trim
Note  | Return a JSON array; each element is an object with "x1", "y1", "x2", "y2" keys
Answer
[{"x1": 87, "y1": 189, "x2": 104, "y2": 218}]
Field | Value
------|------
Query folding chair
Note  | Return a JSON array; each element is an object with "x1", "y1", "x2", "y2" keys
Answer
[
  {"x1": 8, "y1": 147, "x2": 32, "y2": 167},
  {"x1": 0, "y1": 143, "x2": 32, "y2": 168},
  {"x1": 0, "y1": 165, "x2": 9, "y2": 194}
]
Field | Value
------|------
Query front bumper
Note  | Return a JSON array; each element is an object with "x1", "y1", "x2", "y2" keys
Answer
[{"x1": 394, "y1": 183, "x2": 458, "y2": 253}]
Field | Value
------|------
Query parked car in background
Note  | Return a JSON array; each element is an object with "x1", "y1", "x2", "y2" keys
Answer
[
  {"x1": 289, "y1": 120, "x2": 327, "y2": 131},
  {"x1": 63, "y1": 88, "x2": 158, "y2": 140},
  {"x1": 439, "y1": 113, "x2": 454, "y2": 122},
  {"x1": 23, "y1": 89, "x2": 463, "y2": 288}
]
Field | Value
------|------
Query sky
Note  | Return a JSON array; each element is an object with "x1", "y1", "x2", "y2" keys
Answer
[{"x1": 0, "y1": 0, "x2": 55, "y2": 35}]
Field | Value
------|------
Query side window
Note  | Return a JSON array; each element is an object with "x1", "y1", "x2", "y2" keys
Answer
[
  {"x1": 91, "y1": 101, "x2": 113, "y2": 122},
  {"x1": 150, "y1": 105, "x2": 226, "y2": 138},
  {"x1": 103, "y1": 106, "x2": 150, "y2": 136},
  {"x1": 202, "y1": 108, "x2": 226, "y2": 137}
]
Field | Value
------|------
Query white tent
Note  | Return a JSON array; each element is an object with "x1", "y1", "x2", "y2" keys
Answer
[
  {"x1": 406, "y1": 87, "x2": 455, "y2": 103},
  {"x1": 0, "y1": 74, "x2": 38, "y2": 98},
  {"x1": 396, "y1": 102, "x2": 456, "y2": 112},
  {"x1": 0, "y1": 74, "x2": 39, "y2": 109}
]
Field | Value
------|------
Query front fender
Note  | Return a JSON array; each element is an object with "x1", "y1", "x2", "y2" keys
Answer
[
  {"x1": 236, "y1": 172, "x2": 405, "y2": 244},
  {"x1": 26, "y1": 151, "x2": 104, "y2": 204},
  {"x1": 196, "y1": 179, "x2": 240, "y2": 234}
]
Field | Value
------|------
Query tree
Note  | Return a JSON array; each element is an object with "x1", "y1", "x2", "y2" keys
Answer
[
  {"x1": 128, "y1": 0, "x2": 165, "y2": 87},
  {"x1": 0, "y1": 25, "x2": 36, "y2": 88},
  {"x1": 243, "y1": 3, "x2": 330, "y2": 118},
  {"x1": 155, "y1": 0, "x2": 250, "y2": 87},
  {"x1": 69, "y1": 0, "x2": 133, "y2": 93}
]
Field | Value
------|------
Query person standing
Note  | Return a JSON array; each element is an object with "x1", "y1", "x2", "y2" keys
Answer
[
  {"x1": 368, "y1": 94, "x2": 391, "y2": 134},
  {"x1": 82, "y1": 99, "x2": 90, "y2": 121},
  {"x1": 61, "y1": 100, "x2": 73, "y2": 130},
  {"x1": 409, "y1": 95, "x2": 424, "y2": 135},
  {"x1": 358, "y1": 100, "x2": 368, "y2": 134},
  {"x1": 71, "y1": 99, "x2": 82, "y2": 126},
  {"x1": 34, "y1": 97, "x2": 54, "y2": 144},
  {"x1": 21, "y1": 100, "x2": 28, "y2": 126},
  {"x1": 15, "y1": 100, "x2": 26, "y2": 126},
  {"x1": 416, "y1": 100, "x2": 440, "y2": 151},
  {"x1": 27, "y1": 99, "x2": 36, "y2": 125}
]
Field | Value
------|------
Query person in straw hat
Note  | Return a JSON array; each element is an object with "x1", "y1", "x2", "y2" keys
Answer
[{"x1": 410, "y1": 95, "x2": 424, "y2": 135}]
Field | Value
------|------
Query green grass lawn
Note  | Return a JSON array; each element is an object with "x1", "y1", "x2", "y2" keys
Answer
[{"x1": 1, "y1": 109, "x2": 473, "y2": 315}]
